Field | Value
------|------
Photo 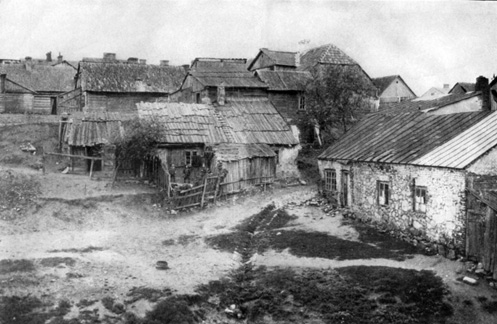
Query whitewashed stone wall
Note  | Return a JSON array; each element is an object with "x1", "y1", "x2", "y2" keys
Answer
[
  {"x1": 276, "y1": 145, "x2": 301, "y2": 178},
  {"x1": 350, "y1": 162, "x2": 467, "y2": 250}
]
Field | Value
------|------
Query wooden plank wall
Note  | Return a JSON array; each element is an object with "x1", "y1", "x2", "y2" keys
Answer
[
  {"x1": 86, "y1": 93, "x2": 169, "y2": 113},
  {"x1": 221, "y1": 157, "x2": 275, "y2": 193},
  {"x1": 268, "y1": 92, "x2": 299, "y2": 121},
  {"x1": 0, "y1": 93, "x2": 34, "y2": 113}
]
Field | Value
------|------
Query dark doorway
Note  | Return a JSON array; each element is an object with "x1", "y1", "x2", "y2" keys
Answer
[
  {"x1": 86, "y1": 146, "x2": 102, "y2": 172},
  {"x1": 50, "y1": 97, "x2": 57, "y2": 115}
]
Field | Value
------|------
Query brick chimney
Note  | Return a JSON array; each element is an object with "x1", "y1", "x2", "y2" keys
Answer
[
  {"x1": 127, "y1": 57, "x2": 138, "y2": 64},
  {"x1": 25, "y1": 57, "x2": 33, "y2": 71},
  {"x1": 46, "y1": 52, "x2": 52, "y2": 62},
  {"x1": 103, "y1": 53, "x2": 116, "y2": 61},
  {"x1": 475, "y1": 76, "x2": 490, "y2": 111},
  {"x1": 0, "y1": 74, "x2": 6, "y2": 93},
  {"x1": 57, "y1": 53, "x2": 63, "y2": 64},
  {"x1": 217, "y1": 84, "x2": 225, "y2": 106},
  {"x1": 160, "y1": 60, "x2": 169, "y2": 67}
]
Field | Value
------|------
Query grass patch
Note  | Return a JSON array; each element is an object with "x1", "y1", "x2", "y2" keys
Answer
[
  {"x1": 125, "y1": 287, "x2": 174, "y2": 304},
  {"x1": 196, "y1": 266, "x2": 452, "y2": 323},
  {"x1": 0, "y1": 170, "x2": 40, "y2": 218},
  {"x1": 39, "y1": 257, "x2": 76, "y2": 267},
  {"x1": 140, "y1": 298, "x2": 198, "y2": 324},
  {"x1": 236, "y1": 204, "x2": 297, "y2": 232},
  {"x1": 480, "y1": 300, "x2": 497, "y2": 314},
  {"x1": 0, "y1": 295, "x2": 47, "y2": 324},
  {"x1": 0, "y1": 259, "x2": 35, "y2": 274}
]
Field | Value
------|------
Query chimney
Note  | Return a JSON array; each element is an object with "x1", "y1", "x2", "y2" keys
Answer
[
  {"x1": 139, "y1": 59, "x2": 147, "y2": 65},
  {"x1": 25, "y1": 57, "x2": 33, "y2": 71},
  {"x1": 160, "y1": 60, "x2": 169, "y2": 67},
  {"x1": 103, "y1": 53, "x2": 116, "y2": 61},
  {"x1": 443, "y1": 84, "x2": 449, "y2": 89},
  {"x1": 46, "y1": 52, "x2": 52, "y2": 62},
  {"x1": 217, "y1": 85, "x2": 225, "y2": 106},
  {"x1": 0, "y1": 74, "x2": 6, "y2": 93},
  {"x1": 57, "y1": 52, "x2": 63, "y2": 63},
  {"x1": 127, "y1": 57, "x2": 139, "y2": 64},
  {"x1": 182, "y1": 64, "x2": 190, "y2": 73},
  {"x1": 475, "y1": 76, "x2": 490, "y2": 111}
]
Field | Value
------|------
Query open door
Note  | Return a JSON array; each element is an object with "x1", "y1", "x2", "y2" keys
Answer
[{"x1": 341, "y1": 170, "x2": 349, "y2": 207}]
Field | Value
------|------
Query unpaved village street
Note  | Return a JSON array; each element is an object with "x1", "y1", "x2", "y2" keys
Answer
[{"x1": 1, "y1": 169, "x2": 497, "y2": 323}]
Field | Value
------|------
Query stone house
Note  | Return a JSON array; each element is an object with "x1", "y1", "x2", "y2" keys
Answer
[
  {"x1": 318, "y1": 109, "x2": 497, "y2": 257},
  {"x1": 0, "y1": 54, "x2": 77, "y2": 114},
  {"x1": 75, "y1": 53, "x2": 186, "y2": 113},
  {"x1": 174, "y1": 58, "x2": 268, "y2": 104},
  {"x1": 372, "y1": 75, "x2": 416, "y2": 103}
]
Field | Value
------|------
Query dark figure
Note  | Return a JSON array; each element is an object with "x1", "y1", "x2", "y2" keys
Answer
[
  {"x1": 169, "y1": 163, "x2": 176, "y2": 183},
  {"x1": 184, "y1": 165, "x2": 192, "y2": 183}
]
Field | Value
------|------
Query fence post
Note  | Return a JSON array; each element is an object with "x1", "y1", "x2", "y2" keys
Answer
[{"x1": 200, "y1": 176, "x2": 208, "y2": 208}]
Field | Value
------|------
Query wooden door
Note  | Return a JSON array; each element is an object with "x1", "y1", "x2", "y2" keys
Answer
[{"x1": 341, "y1": 171, "x2": 349, "y2": 207}]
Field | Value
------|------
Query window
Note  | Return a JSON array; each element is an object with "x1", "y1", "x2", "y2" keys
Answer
[
  {"x1": 324, "y1": 169, "x2": 337, "y2": 192},
  {"x1": 377, "y1": 181, "x2": 390, "y2": 206},
  {"x1": 414, "y1": 186, "x2": 427, "y2": 212},
  {"x1": 299, "y1": 95, "x2": 306, "y2": 111},
  {"x1": 185, "y1": 150, "x2": 198, "y2": 166}
]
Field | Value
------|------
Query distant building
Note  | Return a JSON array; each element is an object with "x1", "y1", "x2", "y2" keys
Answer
[
  {"x1": 417, "y1": 84, "x2": 451, "y2": 101},
  {"x1": 248, "y1": 48, "x2": 299, "y2": 71},
  {"x1": 75, "y1": 53, "x2": 186, "y2": 113},
  {"x1": 449, "y1": 82, "x2": 475, "y2": 95},
  {"x1": 372, "y1": 75, "x2": 416, "y2": 103},
  {"x1": 0, "y1": 54, "x2": 77, "y2": 114}
]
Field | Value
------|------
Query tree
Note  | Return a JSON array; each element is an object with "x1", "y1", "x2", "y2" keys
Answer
[
  {"x1": 111, "y1": 117, "x2": 164, "y2": 184},
  {"x1": 298, "y1": 64, "x2": 377, "y2": 146}
]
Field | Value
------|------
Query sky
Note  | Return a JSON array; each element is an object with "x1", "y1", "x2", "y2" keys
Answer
[{"x1": 0, "y1": 0, "x2": 496, "y2": 95}]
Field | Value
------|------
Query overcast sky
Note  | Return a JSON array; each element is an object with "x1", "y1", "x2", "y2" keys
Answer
[{"x1": 0, "y1": 0, "x2": 496, "y2": 95}]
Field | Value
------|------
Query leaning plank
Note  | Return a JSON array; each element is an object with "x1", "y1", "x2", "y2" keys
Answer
[{"x1": 45, "y1": 152, "x2": 103, "y2": 161}]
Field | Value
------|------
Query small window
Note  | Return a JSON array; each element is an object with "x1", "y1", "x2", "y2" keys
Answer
[
  {"x1": 324, "y1": 169, "x2": 337, "y2": 192},
  {"x1": 299, "y1": 95, "x2": 306, "y2": 111},
  {"x1": 414, "y1": 186, "x2": 427, "y2": 212},
  {"x1": 185, "y1": 150, "x2": 198, "y2": 166},
  {"x1": 377, "y1": 181, "x2": 390, "y2": 206}
]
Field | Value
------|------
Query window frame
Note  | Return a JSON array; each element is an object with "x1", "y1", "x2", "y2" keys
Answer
[
  {"x1": 298, "y1": 94, "x2": 306, "y2": 111},
  {"x1": 413, "y1": 186, "x2": 427, "y2": 213},
  {"x1": 185, "y1": 150, "x2": 198, "y2": 166},
  {"x1": 324, "y1": 169, "x2": 337, "y2": 192},
  {"x1": 377, "y1": 181, "x2": 390, "y2": 206}
]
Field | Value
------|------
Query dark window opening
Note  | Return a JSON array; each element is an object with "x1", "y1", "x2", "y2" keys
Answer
[
  {"x1": 377, "y1": 181, "x2": 390, "y2": 206},
  {"x1": 324, "y1": 169, "x2": 337, "y2": 192},
  {"x1": 414, "y1": 186, "x2": 427, "y2": 212}
]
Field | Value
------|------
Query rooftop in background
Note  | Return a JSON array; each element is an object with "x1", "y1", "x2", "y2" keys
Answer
[
  {"x1": 299, "y1": 44, "x2": 358, "y2": 70},
  {"x1": 255, "y1": 70, "x2": 311, "y2": 91},
  {"x1": 190, "y1": 58, "x2": 248, "y2": 72},
  {"x1": 378, "y1": 92, "x2": 481, "y2": 115},
  {"x1": 417, "y1": 84, "x2": 451, "y2": 100},
  {"x1": 247, "y1": 48, "x2": 298, "y2": 71},
  {"x1": 0, "y1": 62, "x2": 76, "y2": 93},
  {"x1": 78, "y1": 61, "x2": 186, "y2": 93},
  {"x1": 449, "y1": 82, "x2": 476, "y2": 94},
  {"x1": 318, "y1": 110, "x2": 494, "y2": 169}
]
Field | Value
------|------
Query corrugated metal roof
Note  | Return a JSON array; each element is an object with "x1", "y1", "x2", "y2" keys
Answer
[
  {"x1": 256, "y1": 70, "x2": 311, "y2": 91},
  {"x1": 318, "y1": 111, "x2": 492, "y2": 167},
  {"x1": 412, "y1": 111, "x2": 497, "y2": 168},
  {"x1": 213, "y1": 143, "x2": 275, "y2": 161}
]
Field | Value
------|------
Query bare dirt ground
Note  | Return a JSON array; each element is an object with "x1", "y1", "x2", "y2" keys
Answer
[{"x1": 1, "y1": 165, "x2": 497, "y2": 323}]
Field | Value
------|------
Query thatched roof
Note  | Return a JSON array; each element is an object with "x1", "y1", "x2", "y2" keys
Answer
[
  {"x1": 0, "y1": 63, "x2": 76, "y2": 93},
  {"x1": 78, "y1": 62, "x2": 186, "y2": 93}
]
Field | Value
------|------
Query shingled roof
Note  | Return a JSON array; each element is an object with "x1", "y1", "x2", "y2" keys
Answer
[
  {"x1": 318, "y1": 110, "x2": 493, "y2": 169},
  {"x1": 190, "y1": 58, "x2": 248, "y2": 72},
  {"x1": 247, "y1": 48, "x2": 298, "y2": 71},
  {"x1": 299, "y1": 44, "x2": 358, "y2": 70},
  {"x1": 255, "y1": 70, "x2": 312, "y2": 91},
  {"x1": 136, "y1": 98, "x2": 298, "y2": 146},
  {"x1": 190, "y1": 71, "x2": 268, "y2": 88},
  {"x1": 449, "y1": 82, "x2": 476, "y2": 94},
  {"x1": 78, "y1": 62, "x2": 186, "y2": 93},
  {"x1": 0, "y1": 63, "x2": 76, "y2": 93}
]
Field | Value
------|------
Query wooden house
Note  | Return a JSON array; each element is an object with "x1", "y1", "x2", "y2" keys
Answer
[
  {"x1": 247, "y1": 48, "x2": 299, "y2": 71},
  {"x1": 317, "y1": 108, "x2": 497, "y2": 263},
  {"x1": 372, "y1": 75, "x2": 416, "y2": 103},
  {"x1": 449, "y1": 82, "x2": 476, "y2": 95},
  {"x1": 0, "y1": 56, "x2": 77, "y2": 114},
  {"x1": 174, "y1": 58, "x2": 268, "y2": 104},
  {"x1": 136, "y1": 97, "x2": 299, "y2": 192},
  {"x1": 75, "y1": 53, "x2": 186, "y2": 113}
]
